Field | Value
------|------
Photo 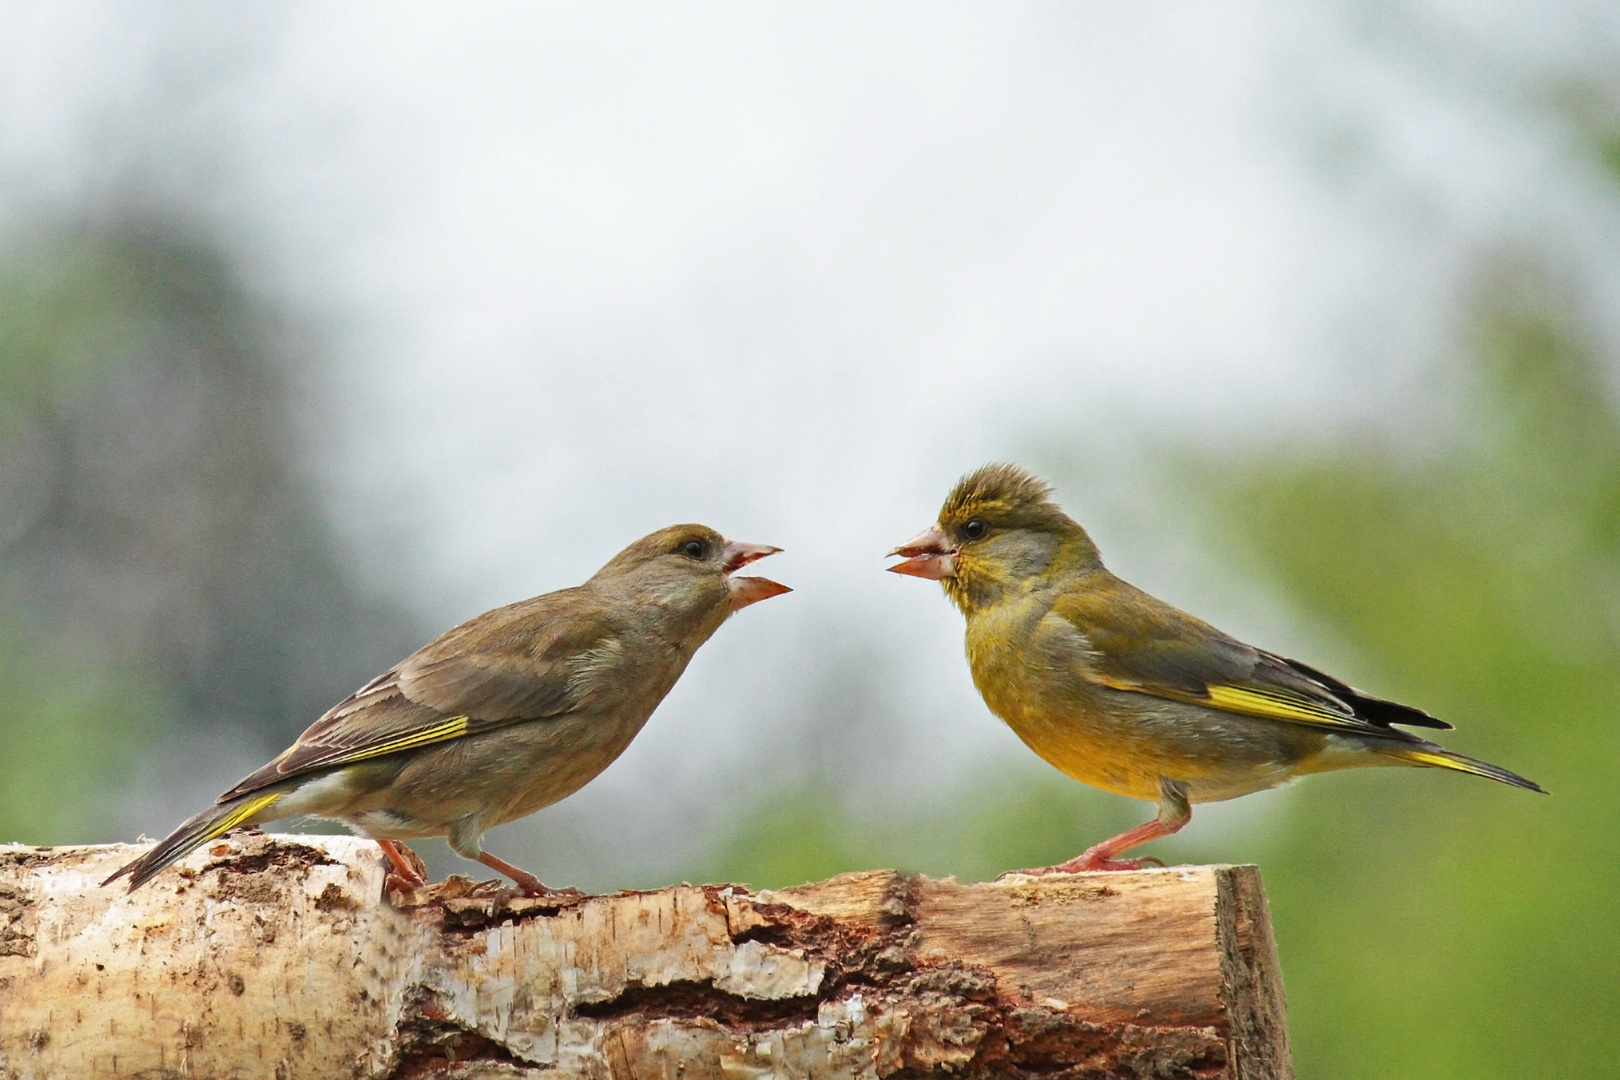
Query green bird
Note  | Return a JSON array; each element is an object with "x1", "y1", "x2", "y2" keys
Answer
[
  {"x1": 106, "y1": 525, "x2": 789, "y2": 895},
  {"x1": 888, "y1": 463, "x2": 1543, "y2": 873}
]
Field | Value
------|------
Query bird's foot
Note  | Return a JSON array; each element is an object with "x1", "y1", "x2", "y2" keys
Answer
[
  {"x1": 385, "y1": 872, "x2": 421, "y2": 896},
  {"x1": 999, "y1": 850, "x2": 1167, "y2": 878},
  {"x1": 377, "y1": 840, "x2": 430, "y2": 890},
  {"x1": 509, "y1": 871, "x2": 548, "y2": 898},
  {"x1": 474, "y1": 851, "x2": 579, "y2": 899},
  {"x1": 1069, "y1": 854, "x2": 1166, "y2": 872},
  {"x1": 1002, "y1": 814, "x2": 1184, "y2": 877},
  {"x1": 525, "y1": 883, "x2": 586, "y2": 902},
  {"x1": 503, "y1": 873, "x2": 586, "y2": 902}
]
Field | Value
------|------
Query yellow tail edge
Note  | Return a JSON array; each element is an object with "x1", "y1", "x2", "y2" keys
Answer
[
  {"x1": 1394, "y1": 748, "x2": 1546, "y2": 794},
  {"x1": 211, "y1": 791, "x2": 284, "y2": 835},
  {"x1": 103, "y1": 791, "x2": 285, "y2": 892}
]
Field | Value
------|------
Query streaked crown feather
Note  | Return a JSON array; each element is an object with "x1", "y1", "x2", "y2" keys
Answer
[{"x1": 942, "y1": 463, "x2": 1060, "y2": 525}]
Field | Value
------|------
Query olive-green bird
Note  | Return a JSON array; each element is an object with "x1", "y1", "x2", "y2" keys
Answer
[
  {"x1": 106, "y1": 525, "x2": 789, "y2": 895},
  {"x1": 888, "y1": 463, "x2": 1543, "y2": 873}
]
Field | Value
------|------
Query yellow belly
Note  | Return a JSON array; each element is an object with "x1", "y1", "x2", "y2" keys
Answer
[
  {"x1": 971, "y1": 648, "x2": 1310, "y2": 803},
  {"x1": 1001, "y1": 705, "x2": 1173, "y2": 802},
  {"x1": 964, "y1": 600, "x2": 1317, "y2": 804}
]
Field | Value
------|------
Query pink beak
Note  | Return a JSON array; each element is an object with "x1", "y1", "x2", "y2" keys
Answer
[
  {"x1": 887, "y1": 527, "x2": 957, "y2": 580},
  {"x1": 722, "y1": 540, "x2": 790, "y2": 610}
]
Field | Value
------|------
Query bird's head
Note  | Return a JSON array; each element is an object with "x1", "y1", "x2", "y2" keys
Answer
[
  {"x1": 593, "y1": 524, "x2": 790, "y2": 638},
  {"x1": 887, "y1": 463, "x2": 1099, "y2": 614}
]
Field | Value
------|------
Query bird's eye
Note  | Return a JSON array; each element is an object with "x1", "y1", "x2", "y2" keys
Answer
[
  {"x1": 963, "y1": 519, "x2": 988, "y2": 540},
  {"x1": 681, "y1": 539, "x2": 707, "y2": 559}
]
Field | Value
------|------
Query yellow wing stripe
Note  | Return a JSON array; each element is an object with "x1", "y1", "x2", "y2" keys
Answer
[
  {"x1": 318, "y1": 715, "x2": 471, "y2": 767},
  {"x1": 1204, "y1": 685, "x2": 1356, "y2": 727},
  {"x1": 209, "y1": 792, "x2": 283, "y2": 839},
  {"x1": 1099, "y1": 676, "x2": 1364, "y2": 729}
]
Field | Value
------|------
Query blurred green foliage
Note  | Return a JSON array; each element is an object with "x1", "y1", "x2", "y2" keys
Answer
[
  {"x1": 0, "y1": 220, "x2": 420, "y2": 845},
  {"x1": 1233, "y1": 61, "x2": 1620, "y2": 1080},
  {"x1": 0, "y1": 243, "x2": 151, "y2": 441},
  {"x1": 0, "y1": 617, "x2": 167, "y2": 846},
  {"x1": 0, "y1": 236, "x2": 177, "y2": 844},
  {"x1": 1201, "y1": 258, "x2": 1620, "y2": 1078}
]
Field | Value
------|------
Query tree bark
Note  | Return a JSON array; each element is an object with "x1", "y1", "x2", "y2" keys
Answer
[{"x1": 0, "y1": 834, "x2": 1289, "y2": 1079}]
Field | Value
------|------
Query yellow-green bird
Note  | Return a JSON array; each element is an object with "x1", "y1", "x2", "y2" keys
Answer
[
  {"x1": 888, "y1": 463, "x2": 1543, "y2": 873},
  {"x1": 106, "y1": 525, "x2": 789, "y2": 895}
]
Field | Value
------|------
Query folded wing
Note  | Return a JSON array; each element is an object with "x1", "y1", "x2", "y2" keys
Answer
[
  {"x1": 1052, "y1": 582, "x2": 1451, "y2": 737},
  {"x1": 215, "y1": 603, "x2": 617, "y2": 803}
]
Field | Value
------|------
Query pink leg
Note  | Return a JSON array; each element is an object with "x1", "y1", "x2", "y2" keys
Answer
[
  {"x1": 1007, "y1": 784, "x2": 1191, "y2": 876},
  {"x1": 476, "y1": 851, "x2": 548, "y2": 897},
  {"x1": 1035, "y1": 818, "x2": 1180, "y2": 873},
  {"x1": 377, "y1": 839, "x2": 429, "y2": 887}
]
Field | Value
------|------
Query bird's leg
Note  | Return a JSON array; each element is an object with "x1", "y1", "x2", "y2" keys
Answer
[
  {"x1": 1056, "y1": 819, "x2": 1178, "y2": 872},
  {"x1": 475, "y1": 851, "x2": 551, "y2": 897},
  {"x1": 377, "y1": 839, "x2": 429, "y2": 888},
  {"x1": 1006, "y1": 782, "x2": 1191, "y2": 876},
  {"x1": 447, "y1": 821, "x2": 558, "y2": 897}
]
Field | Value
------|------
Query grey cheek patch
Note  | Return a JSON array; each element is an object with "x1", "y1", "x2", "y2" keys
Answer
[{"x1": 992, "y1": 533, "x2": 1059, "y2": 577}]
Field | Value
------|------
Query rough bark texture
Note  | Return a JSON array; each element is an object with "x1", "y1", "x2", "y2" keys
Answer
[{"x1": 0, "y1": 835, "x2": 1289, "y2": 1079}]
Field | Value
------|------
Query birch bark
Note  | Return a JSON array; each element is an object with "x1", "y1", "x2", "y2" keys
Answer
[{"x1": 0, "y1": 835, "x2": 1289, "y2": 1079}]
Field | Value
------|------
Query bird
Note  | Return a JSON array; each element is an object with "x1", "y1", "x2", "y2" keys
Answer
[
  {"x1": 887, "y1": 462, "x2": 1543, "y2": 873},
  {"x1": 105, "y1": 524, "x2": 789, "y2": 895}
]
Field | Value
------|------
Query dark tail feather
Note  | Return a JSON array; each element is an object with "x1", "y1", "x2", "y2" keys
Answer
[
  {"x1": 1382, "y1": 745, "x2": 1547, "y2": 794},
  {"x1": 102, "y1": 792, "x2": 284, "y2": 892}
]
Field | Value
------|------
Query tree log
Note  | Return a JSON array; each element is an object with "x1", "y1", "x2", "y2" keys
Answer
[{"x1": 0, "y1": 834, "x2": 1289, "y2": 1079}]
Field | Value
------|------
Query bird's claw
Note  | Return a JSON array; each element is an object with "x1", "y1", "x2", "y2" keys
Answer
[
  {"x1": 377, "y1": 840, "x2": 429, "y2": 889},
  {"x1": 514, "y1": 879, "x2": 547, "y2": 898},
  {"x1": 503, "y1": 872, "x2": 584, "y2": 901},
  {"x1": 385, "y1": 870, "x2": 424, "y2": 896},
  {"x1": 997, "y1": 853, "x2": 1167, "y2": 879},
  {"x1": 530, "y1": 885, "x2": 586, "y2": 902},
  {"x1": 1084, "y1": 855, "x2": 1165, "y2": 872},
  {"x1": 997, "y1": 866, "x2": 1056, "y2": 881}
]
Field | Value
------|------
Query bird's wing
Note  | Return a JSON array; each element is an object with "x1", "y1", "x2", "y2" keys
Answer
[
  {"x1": 215, "y1": 608, "x2": 619, "y2": 803},
  {"x1": 1050, "y1": 583, "x2": 1450, "y2": 734}
]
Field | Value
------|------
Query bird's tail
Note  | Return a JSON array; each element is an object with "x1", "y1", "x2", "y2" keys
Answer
[
  {"x1": 102, "y1": 791, "x2": 284, "y2": 892},
  {"x1": 1379, "y1": 744, "x2": 1546, "y2": 794}
]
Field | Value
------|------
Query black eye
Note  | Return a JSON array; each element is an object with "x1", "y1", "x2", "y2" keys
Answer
[
  {"x1": 963, "y1": 519, "x2": 988, "y2": 541},
  {"x1": 681, "y1": 539, "x2": 707, "y2": 559}
]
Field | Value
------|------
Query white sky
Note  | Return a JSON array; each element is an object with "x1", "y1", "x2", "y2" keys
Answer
[{"x1": 3, "y1": 1, "x2": 1616, "y2": 884}]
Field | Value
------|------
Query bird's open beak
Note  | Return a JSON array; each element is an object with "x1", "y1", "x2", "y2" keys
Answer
[
  {"x1": 721, "y1": 540, "x2": 790, "y2": 610},
  {"x1": 887, "y1": 527, "x2": 957, "y2": 579}
]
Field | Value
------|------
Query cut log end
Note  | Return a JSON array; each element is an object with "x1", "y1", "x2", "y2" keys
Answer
[{"x1": 0, "y1": 835, "x2": 1290, "y2": 1079}]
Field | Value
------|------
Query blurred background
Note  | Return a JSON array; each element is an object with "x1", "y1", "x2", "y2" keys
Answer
[{"x1": 2, "y1": 2, "x2": 1616, "y2": 1075}]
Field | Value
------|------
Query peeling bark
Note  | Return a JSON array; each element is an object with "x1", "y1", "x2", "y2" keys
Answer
[{"x1": 0, "y1": 835, "x2": 1289, "y2": 1079}]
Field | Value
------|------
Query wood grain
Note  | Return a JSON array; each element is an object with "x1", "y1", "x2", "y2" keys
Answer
[{"x1": 0, "y1": 835, "x2": 1289, "y2": 1079}]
